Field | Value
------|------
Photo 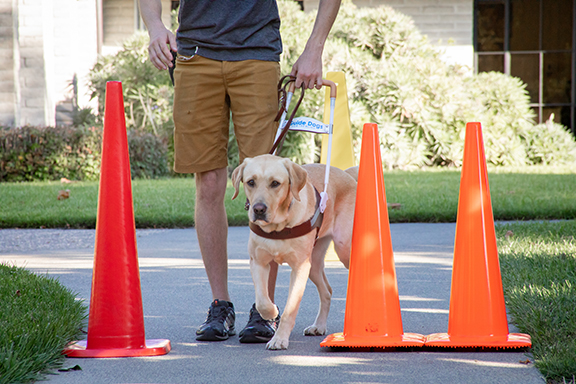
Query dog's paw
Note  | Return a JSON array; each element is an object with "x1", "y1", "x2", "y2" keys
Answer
[
  {"x1": 303, "y1": 325, "x2": 327, "y2": 336},
  {"x1": 266, "y1": 335, "x2": 289, "y2": 350},
  {"x1": 257, "y1": 303, "x2": 279, "y2": 321}
]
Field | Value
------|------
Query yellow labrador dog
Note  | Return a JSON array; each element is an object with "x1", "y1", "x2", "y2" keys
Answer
[{"x1": 231, "y1": 154, "x2": 356, "y2": 350}]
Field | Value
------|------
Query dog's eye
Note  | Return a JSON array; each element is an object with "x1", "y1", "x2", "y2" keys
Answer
[
  {"x1": 247, "y1": 179, "x2": 255, "y2": 187},
  {"x1": 270, "y1": 180, "x2": 280, "y2": 188}
]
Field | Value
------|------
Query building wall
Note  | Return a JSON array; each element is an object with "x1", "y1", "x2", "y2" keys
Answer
[
  {"x1": 304, "y1": 0, "x2": 474, "y2": 68},
  {"x1": 0, "y1": 0, "x2": 172, "y2": 127},
  {"x1": 102, "y1": 0, "x2": 172, "y2": 55},
  {"x1": 52, "y1": 0, "x2": 99, "y2": 125},
  {"x1": 10, "y1": 0, "x2": 53, "y2": 126},
  {"x1": 0, "y1": 0, "x2": 16, "y2": 125},
  {"x1": 103, "y1": 0, "x2": 136, "y2": 48}
]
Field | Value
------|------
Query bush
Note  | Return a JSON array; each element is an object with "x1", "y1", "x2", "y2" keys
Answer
[
  {"x1": 0, "y1": 125, "x2": 102, "y2": 182},
  {"x1": 0, "y1": 125, "x2": 169, "y2": 182},
  {"x1": 128, "y1": 130, "x2": 170, "y2": 178},
  {"x1": 523, "y1": 116, "x2": 576, "y2": 166},
  {"x1": 85, "y1": 0, "x2": 576, "y2": 170},
  {"x1": 88, "y1": 33, "x2": 174, "y2": 138},
  {"x1": 279, "y1": 0, "x2": 576, "y2": 168}
]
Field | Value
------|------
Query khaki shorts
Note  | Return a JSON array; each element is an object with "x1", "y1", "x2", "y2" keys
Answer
[{"x1": 172, "y1": 55, "x2": 280, "y2": 174}]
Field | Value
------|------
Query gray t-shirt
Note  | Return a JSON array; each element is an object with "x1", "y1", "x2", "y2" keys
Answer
[{"x1": 176, "y1": 0, "x2": 282, "y2": 62}]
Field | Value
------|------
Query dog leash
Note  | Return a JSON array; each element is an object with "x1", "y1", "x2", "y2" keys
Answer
[
  {"x1": 269, "y1": 75, "x2": 306, "y2": 156},
  {"x1": 269, "y1": 75, "x2": 337, "y2": 214},
  {"x1": 245, "y1": 76, "x2": 337, "y2": 241}
]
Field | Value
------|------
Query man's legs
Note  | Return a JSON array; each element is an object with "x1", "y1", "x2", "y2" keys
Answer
[
  {"x1": 174, "y1": 56, "x2": 280, "y2": 342},
  {"x1": 172, "y1": 56, "x2": 236, "y2": 341},
  {"x1": 193, "y1": 167, "x2": 237, "y2": 341},
  {"x1": 195, "y1": 167, "x2": 230, "y2": 302}
]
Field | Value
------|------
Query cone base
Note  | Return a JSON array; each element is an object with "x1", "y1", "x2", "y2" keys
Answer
[
  {"x1": 321, "y1": 332, "x2": 426, "y2": 348},
  {"x1": 63, "y1": 339, "x2": 171, "y2": 358},
  {"x1": 425, "y1": 333, "x2": 531, "y2": 348}
]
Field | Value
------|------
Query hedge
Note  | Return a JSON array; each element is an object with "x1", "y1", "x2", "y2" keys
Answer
[{"x1": 0, "y1": 126, "x2": 169, "y2": 182}]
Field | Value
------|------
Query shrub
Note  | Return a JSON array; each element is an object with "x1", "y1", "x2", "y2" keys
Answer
[
  {"x1": 128, "y1": 130, "x2": 170, "y2": 178},
  {"x1": 85, "y1": 0, "x2": 576, "y2": 170},
  {"x1": 88, "y1": 33, "x2": 174, "y2": 138},
  {"x1": 279, "y1": 0, "x2": 576, "y2": 168},
  {"x1": 0, "y1": 126, "x2": 169, "y2": 182},
  {"x1": 0, "y1": 125, "x2": 102, "y2": 182},
  {"x1": 523, "y1": 116, "x2": 576, "y2": 165}
]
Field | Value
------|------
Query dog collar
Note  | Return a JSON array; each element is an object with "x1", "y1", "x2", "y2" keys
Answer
[{"x1": 248, "y1": 187, "x2": 324, "y2": 241}]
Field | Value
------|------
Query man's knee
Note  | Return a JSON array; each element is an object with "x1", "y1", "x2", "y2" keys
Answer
[{"x1": 196, "y1": 168, "x2": 228, "y2": 203}]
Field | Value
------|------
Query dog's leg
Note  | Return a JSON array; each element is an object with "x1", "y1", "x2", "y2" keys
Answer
[
  {"x1": 266, "y1": 259, "x2": 311, "y2": 350},
  {"x1": 332, "y1": 218, "x2": 352, "y2": 270},
  {"x1": 251, "y1": 256, "x2": 279, "y2": 321},
  {"x1": 304, "y1": 236, "x2": 333, "y2": 336}
]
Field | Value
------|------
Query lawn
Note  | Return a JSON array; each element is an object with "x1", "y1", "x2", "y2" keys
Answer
[
  {"x1": 0, "y1": 264, "x2": 86, "y2": 384},
  {"x1": 497, "y1": 220, "x2": 576, "y2": 384},
  {"x1": 1, "y1": 165, "x2": 575, "y2": 228},
  {"x1": 1, "y1": 165, "x2": 575, "y2": 383}
]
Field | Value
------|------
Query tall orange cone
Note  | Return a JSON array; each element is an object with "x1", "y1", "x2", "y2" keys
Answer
[
  {"x1": 321, "y1": 123, "x2": 425, "y2": 348},
  {"x1": 425, "y1": 122, "x2": 531, "y2": 348},
  {"x1": 64, "y1": 81, "x2": 171, "y2": 358}
]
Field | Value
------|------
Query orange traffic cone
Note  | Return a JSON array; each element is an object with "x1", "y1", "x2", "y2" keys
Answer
[
  {"x1": 64, "y1": 81, "x2": 171, "y2": 358},
  {"x1": 425, "y1": 122, "x2": 531, "y2": 348},
  {"x1": 321, "y1": 123, "x2": 425, "y2": 348}
]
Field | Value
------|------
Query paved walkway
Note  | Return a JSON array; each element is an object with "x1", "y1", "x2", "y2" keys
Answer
[{"x1": 0, "y1": 224, "x2": 544, "y2": 384}]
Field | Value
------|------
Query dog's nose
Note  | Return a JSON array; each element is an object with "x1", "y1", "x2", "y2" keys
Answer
[{"x1": 252, "y1": 203, "x2": 267, "y2": 217}]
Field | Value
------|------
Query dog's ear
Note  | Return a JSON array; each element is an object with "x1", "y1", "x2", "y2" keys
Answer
[
  {"x1": 231, "y1": 160, "x2": 247, "y2": 200},
  {"x1": 283, "y1": 159, "x2": 308, "y2": 202}
]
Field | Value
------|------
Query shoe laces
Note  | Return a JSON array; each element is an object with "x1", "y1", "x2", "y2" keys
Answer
[{"x1": 206, "y1": 303, "x2": 229, "y2": 323}]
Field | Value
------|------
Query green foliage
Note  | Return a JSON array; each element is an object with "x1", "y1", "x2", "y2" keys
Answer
[
  {"x1": 88, "y1": 32, "x2": 174, "y2": 137},
  {"x1": 279, "y1": 0, "x2": 576, "y2": 169},
  {"x1": 0, "y1": 125, "x2": 169, "y2": 182},
  {"x1": 128, "y1": 130, "x2": 170, "y2": 179},
  {"x1": 0, "y1": 125, "x2": 102, "y2": 182},
  {"x1": 0, "y1": 263, "x2": 86, "y2": 383},
  {"x1": 465, "y1": 72, "x2": 535, "y2": 166},
  {"x1": 85, "y1": 0, "x2": 576, "y2": 169},
  {"x1": 523, "y1": 117, "x2": 576, "y2": 166}
]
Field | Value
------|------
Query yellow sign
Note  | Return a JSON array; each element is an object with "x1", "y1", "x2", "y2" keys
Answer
[{"x1": 321, "y1": 71, "x2": 355, "y2": 169}]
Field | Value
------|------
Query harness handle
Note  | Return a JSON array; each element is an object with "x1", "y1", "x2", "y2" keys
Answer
[{"x1": 318, "y1": 79, "x2": 337, "y2": 213}]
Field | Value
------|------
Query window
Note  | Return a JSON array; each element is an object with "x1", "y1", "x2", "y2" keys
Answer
[{"x1": 475, "y1": 0, "x2": 576, "y2": 134}]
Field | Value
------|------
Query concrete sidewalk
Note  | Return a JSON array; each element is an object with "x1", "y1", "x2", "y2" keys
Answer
[{"x1": 0, "y1": 224, "x2": 544, "y2": 384}]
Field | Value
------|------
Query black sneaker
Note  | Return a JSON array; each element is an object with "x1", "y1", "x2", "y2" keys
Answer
[
  {"x1": 239, "y1": 303, "x2": 280, "y2": 343},
  {"x1": 196, "y1": 300, "x2": 236, "y2": 341}
]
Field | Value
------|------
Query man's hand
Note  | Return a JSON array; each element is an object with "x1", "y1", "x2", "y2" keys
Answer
[
  {"x1": 138, "y1": 0, "x2": 176, "y2": 70},
  {"x1": 290, "y1": 0, "x2": 341, "y2": 90},
  {"x1": 147, "y1": 27, "x2": 177, "y2": 71},
  {"x1": 291, "y1": 45, "x2": 324, "y2": 90}
]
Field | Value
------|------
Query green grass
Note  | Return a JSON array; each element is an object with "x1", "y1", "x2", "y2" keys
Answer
[
  {"x1": 497, "y1": 221, "x2": 576, "y2": 384},
  {"x1": 1, "y1": 166, "x2": 575, "y2": 382},
  {"x1": 0, "y1": 178, "x2": 249, "y2": 229},
  {"x1": 384, "y1": 166, "x2": 576, "y2": 222},
  {"x1": 1, "y1": 166, "x2": 575, "y2": 228},
  {"x1": 0, "y1": 263, "x2": 86, "y2": 384}
]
